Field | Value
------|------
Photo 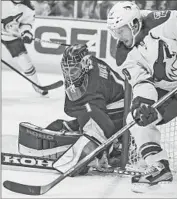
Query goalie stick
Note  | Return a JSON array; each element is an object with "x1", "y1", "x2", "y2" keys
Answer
[
  {"x1": 1, "y1": 152, "x2": 144, "y2": 176},
  {"x1": 3, "y1": 87, "x2": 177, "y2": 195},
  {"x1": 2, "y1": 59, "x2": 63, "y2": 91}
]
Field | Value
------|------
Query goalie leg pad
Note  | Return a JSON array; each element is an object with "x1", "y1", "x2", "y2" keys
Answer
[
  {"x1": 53, "y1": 134, "x2": 99, "y2": 174},
  {"x1": 53, "y1": 118, "x2": 109, "y2": 174}
]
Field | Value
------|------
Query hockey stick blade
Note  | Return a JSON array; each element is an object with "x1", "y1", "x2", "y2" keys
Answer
[
  {"x1": 3, "y1": 181, "x2": 41, "y2": 195},
  {"x1": 3, "y1": 174, "x2": 66, "y2": 195},
  {"x1": 3, "y1": 87, "x2": 177, "y2": 195},
  {"x1": 38, "y1": 80, "x2": 63, "y2": 91}
]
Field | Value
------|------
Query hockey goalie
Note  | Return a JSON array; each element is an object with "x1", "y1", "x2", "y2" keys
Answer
[
  {"x1": 107, "y1": 1, "x2": 177, "y2": 193},
  {"x1": 18, "y1": 44, "x2": 125, "y2": 175}
]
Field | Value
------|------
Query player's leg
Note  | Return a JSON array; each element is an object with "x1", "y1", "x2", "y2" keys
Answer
[
  {"x1": 127, "y1": 113, "x2": 173, "y2": 192},
  {"x1": 2, "y1": 38, "x2": 48, "y2": 95},
  {"x1": 126, "y1": 88, "x2": 177, "y2": 191}
]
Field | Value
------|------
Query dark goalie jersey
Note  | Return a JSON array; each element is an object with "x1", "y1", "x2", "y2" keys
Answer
[
  {"x1": 64, "y1": 56, "x2": 125, "y2": 137},
  {"x1": 64, "y1": 56, "x2": 124, "y2": 117}
]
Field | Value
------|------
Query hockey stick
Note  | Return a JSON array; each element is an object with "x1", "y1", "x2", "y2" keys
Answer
[
  {"x1": 2, "y1": 59, "x2": 63, "y2": 91},
  {"x1": 34, "y1": 38, "x2": 71, "y2": 47},
  {"x1": 1, "y1": 152, "x2": 143, "y2": 176},
  {"x1": 1, "y1": 32, "x2": 95, "y2": 47},
  {"x1": 34, "y1": 33, "x2": 97, "y2": 48},
  {"x1": 1, "y1": 31, "x2": 71, "y2": 46},
  {"x1": 3, "y1": 87, "x2": 177, "y2": 195}
]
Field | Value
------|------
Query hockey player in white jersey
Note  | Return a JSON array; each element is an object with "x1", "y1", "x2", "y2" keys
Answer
[
  {"x1": 107, "y1": 1, "x2": 177, "y2": 192},
  {"x1": 1, "y1": 0, "x2": 48, "y2": 95}
]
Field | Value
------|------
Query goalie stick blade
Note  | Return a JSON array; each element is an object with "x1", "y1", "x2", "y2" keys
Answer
[
  {"x1": 39, "y1": 80, "x2": 63, "y2": 91},
  {"x1": 3, "y1": 174, "x2": 66, "y2": 195},
  {"x1": 3, "y1": 180, "x2": 41, "y2": 195}
]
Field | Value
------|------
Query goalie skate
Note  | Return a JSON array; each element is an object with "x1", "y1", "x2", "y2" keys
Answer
[{"x1": 131, "y1": 159, "x2": 173, "y2": 193}]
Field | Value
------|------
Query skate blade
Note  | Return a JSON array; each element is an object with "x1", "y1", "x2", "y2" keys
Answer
[{"x1": 131, "y1": 181, "x2": 173, "y2": 194}]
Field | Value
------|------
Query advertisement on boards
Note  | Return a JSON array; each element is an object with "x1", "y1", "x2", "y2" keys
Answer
[{"x1": 2, "y1": 17, "x2": 118, "y2": 73}]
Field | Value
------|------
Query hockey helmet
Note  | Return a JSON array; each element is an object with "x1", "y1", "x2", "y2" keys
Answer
[
  {"x1": 107, "y1": 1, "x2": 142, "y2": 47},
  {"x1": 61, "y1": 44, "x2": 90, "y2": 101},
  {"x1": 11, "y1": 0, "x2": 24, "y2": 4}
]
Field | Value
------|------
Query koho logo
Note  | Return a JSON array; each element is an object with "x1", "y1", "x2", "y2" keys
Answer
[{"x1": 1, "y1": 153, "x2": 54, "y2": 170}]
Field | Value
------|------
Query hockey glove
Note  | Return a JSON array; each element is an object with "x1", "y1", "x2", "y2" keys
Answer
[
  {"x1": 131, "y1": 96, "x2": 158, "y2": 126},
  {"x1": 21, "y1": 30, "x2": 33, "y2": 44}
]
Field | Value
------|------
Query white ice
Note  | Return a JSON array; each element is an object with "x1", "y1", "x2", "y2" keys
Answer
[{"x1": 2, "y1": 70, "x2": 177, "y2": 198}]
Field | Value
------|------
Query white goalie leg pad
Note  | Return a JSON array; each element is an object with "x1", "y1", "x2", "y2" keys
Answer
[
  {"x1": 53, "y1": 135, "x2": 92, "y2": 173},
  {"x1": 83, "y1": 118, "x2": 107, "y2": 143},
  {"x1": 53, "y1": 118, "x2": 107, "y2": 173}
]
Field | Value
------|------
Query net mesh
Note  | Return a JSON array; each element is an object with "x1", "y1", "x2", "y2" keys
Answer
[{"x1": 127, "y1": 117, "x2": 177, "y2": 173}]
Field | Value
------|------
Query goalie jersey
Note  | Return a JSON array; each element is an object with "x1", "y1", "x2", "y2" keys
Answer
[
  {"x1": 116, "y1": 10, "x2": 177, "y2": 103},
  {"x1": 64, "y1": 56, "x2": 125, "y2": 130},
  {"x1": 1, "y1": 1, "x2": 35, "y2": 41}
]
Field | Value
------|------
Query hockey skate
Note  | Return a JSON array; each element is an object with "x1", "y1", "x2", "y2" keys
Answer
[
  {"x1": 32, "y1": 85, "x2": 48, "y2": 96},
  {"x1": 131, "y1": 159, "x2": 173, "y2": 193}
]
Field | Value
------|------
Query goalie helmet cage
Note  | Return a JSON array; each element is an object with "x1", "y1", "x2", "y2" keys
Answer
[{"x1": 121, "y1": 79, "x2": 177, "y2": 174}]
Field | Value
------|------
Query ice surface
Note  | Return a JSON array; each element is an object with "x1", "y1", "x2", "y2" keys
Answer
[{"x1": 2, "y1": 70, "x2": 177, "y2": 198}]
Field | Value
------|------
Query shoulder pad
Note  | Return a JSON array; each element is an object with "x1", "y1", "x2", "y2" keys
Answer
[
  {"x1": 146, "y1": 11, "x2": 171, "y2": 28},
  {"x1": 116, "y1": 41, "x2": 132, "y2": 66},
  {"x1": 135, "y1": 11, "x2": 171, "y2": 45}
]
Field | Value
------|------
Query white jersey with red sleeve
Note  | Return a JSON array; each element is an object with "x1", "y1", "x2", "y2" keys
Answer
[
  {"x1": 119, "y1": 10, "x2": 177, "y2": 102},
  {"x1": 1, "y1": 1, "x2": 35, "y2": 41}
]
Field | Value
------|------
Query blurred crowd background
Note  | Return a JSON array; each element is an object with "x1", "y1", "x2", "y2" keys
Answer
[{"x1": 33, "y1": 0, "x2": 177, "y2": 20}]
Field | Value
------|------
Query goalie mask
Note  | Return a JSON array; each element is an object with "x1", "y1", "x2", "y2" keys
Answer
[{"x1": 61, "y1": 44, "x2": 90, "y2": 101}]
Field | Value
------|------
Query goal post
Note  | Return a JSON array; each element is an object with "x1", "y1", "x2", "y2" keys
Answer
[{"x1": 120, "y1": 78, "x2": 132, "y2": 169}]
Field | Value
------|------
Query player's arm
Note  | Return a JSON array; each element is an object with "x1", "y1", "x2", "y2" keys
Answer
[
  {"x1": 19, "y1": 6, "x2": 35, "y2": 43},
  {"x1": 121, "y1": 53, "x2": 159, "y2": 127}
]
